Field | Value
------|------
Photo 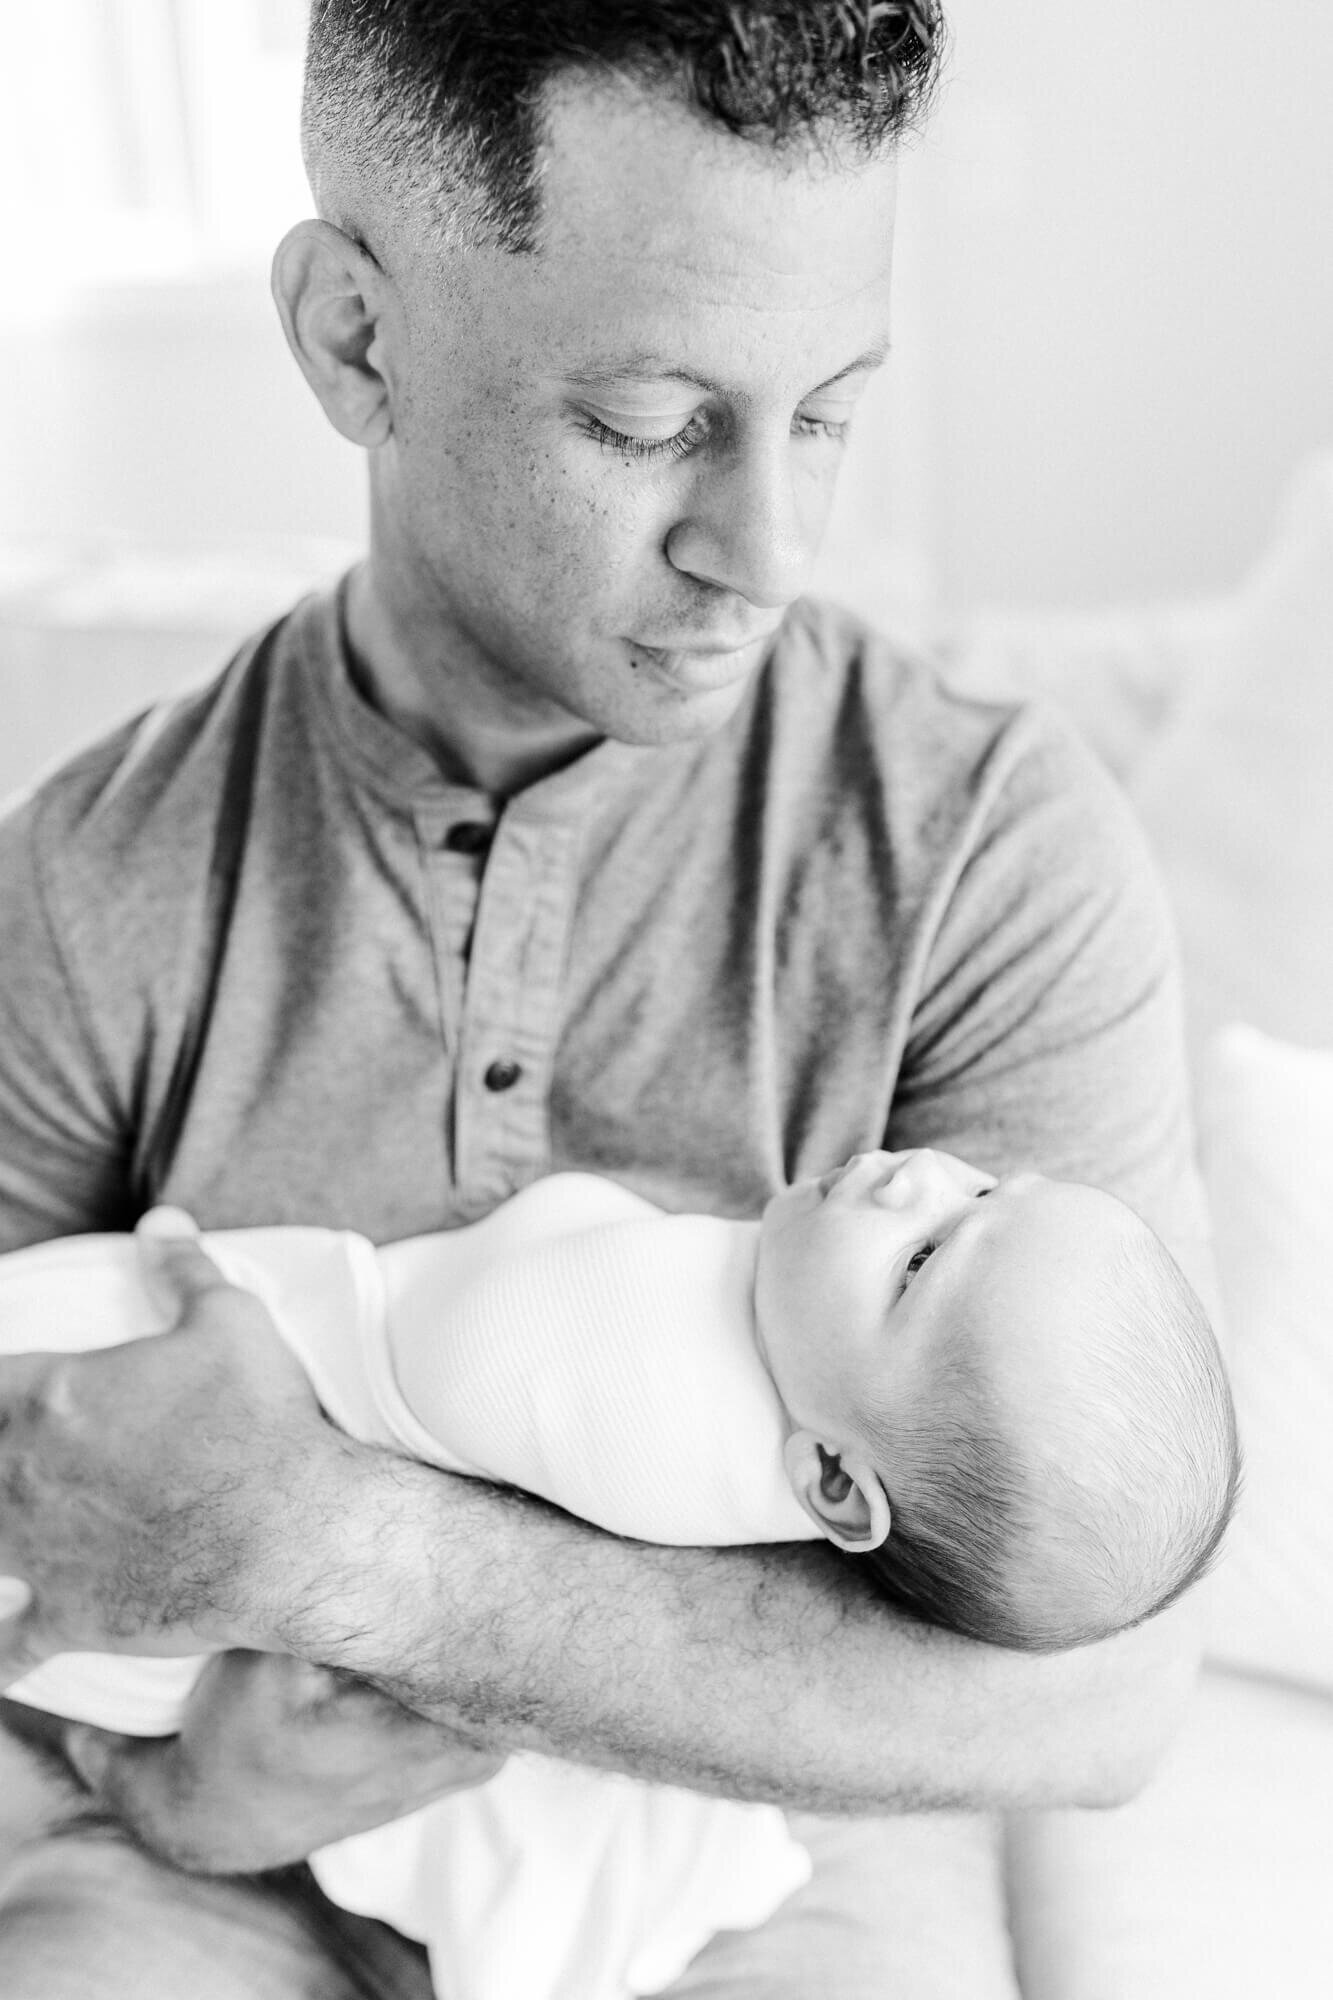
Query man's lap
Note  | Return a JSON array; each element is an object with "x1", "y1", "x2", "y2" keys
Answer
[
  {"x1": 665, "y1": 1810, "x2": 1019, "y2": 1999},
  {"x1": 0, "y1": 1831, "x2": 430, "y2": 2000},
  {"x1": 0, "y1": 1723, "x2": 1019, "y2": 2000}
]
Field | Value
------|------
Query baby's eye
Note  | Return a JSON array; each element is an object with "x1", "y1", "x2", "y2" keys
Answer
[{"x1": 902, "y1": 1243, "x2": 935, "y2": 1290}]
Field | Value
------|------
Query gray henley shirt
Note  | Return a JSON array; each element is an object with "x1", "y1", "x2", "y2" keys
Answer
[{"x1": 0, "y1": 583, "x2": 1208, "y2": 1271}]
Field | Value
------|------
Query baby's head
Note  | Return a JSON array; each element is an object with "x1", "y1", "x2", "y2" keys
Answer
[{"x1": 755, "y1": 1148, "x2": 1240, "y2": 1650}]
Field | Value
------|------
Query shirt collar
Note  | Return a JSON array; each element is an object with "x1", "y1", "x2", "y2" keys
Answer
[{"x1": 300, "y1": 571, "x2": 661, "y2": 820}]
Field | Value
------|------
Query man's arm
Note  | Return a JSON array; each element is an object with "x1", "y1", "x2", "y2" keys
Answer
[
  {"x1": 291, "y1": 714, "x2": 1207, "y2": 1814},
  {"x1": 267, "y1": 1397, "x2": 1199, "y2": 1818},
  {"x1": 0, "y1": 699, "x2": 1210, "y2": 1850},
  {"x1": 0, "y1": 1224, "x2": 1195, "y2": 1821}
]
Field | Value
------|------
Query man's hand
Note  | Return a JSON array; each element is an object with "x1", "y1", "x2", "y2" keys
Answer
[
  {"x1": 0, "y1": 1209, "x2": 345, "y2": 1681},
  {"x1": 60, "y1": 1650, "x2": 506, "y2": 1873}
]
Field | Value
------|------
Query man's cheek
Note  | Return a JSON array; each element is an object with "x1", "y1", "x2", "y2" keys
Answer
[{"x1": 527, "y1": 454, "x2": 660, "y2": 582}]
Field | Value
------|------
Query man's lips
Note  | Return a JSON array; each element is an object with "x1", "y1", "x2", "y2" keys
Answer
[
  {"x1": 628, "y1": 632, "x2": 776, "y2": 658},
  {"x1": 626, "y1": 630, "x2": 779, "y2": 682}
]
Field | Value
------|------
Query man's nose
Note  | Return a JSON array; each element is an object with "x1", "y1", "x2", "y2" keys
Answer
[{"x1": 665, "y1": 435, "x2": 823, "y2": 611}]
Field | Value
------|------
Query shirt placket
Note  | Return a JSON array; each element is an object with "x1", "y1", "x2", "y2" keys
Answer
[
  {"x1": 413, "y1": 793, "x2": 493, "y2": 1024},
  {"x1": 453, "y1": 800, "x2": 583, "y2": 1212}
]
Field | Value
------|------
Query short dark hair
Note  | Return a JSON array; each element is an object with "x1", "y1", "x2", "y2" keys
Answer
[
  {"x1": 303, "y1": 1, "x2": 945, "y2": 253},
  {"x1": 857, "y1": 1346, "x2": 1037, "y2": 1649},
  {"x1": 857, "y1": 1217, "x2": 1242, "y2": 1653}
]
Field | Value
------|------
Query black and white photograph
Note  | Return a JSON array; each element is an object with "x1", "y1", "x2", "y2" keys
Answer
[{"x1": 1, "y1": 4, "x2": 1330, "y2": 1995}]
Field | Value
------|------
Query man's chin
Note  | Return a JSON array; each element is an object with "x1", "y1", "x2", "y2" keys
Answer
[{"x1": 607, "y1": 661, "x2": 761, "y2": 747}]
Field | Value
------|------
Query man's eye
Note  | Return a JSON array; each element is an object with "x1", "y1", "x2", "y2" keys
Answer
[
  {"x1": 578, "y1": 411, "x2": 710, "y2": 462},
  {"x1": 902, "y1": 1243, "x2": 935, "y2": 1290}
]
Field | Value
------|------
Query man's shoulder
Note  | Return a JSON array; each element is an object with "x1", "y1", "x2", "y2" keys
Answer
[
  {"x1": 769, "y1": 596, "x2": 1067, "y2": 753},
  {"x1": 757, "y1": 595, "x2": 1106, "y2": 844},
  {"x1": 2, "y1": 590, "x2": 331, "y2": 913}
]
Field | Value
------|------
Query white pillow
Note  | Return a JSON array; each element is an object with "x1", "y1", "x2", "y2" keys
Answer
[
  {"x1": 937, "y1": 598, "x2": 1231, "y2": 786},
  {"x1": 1134, "y1": 457, "x2": 1333, "y2": 1056},
  {"x1": 1198, "y1": 1023, "x2": 1333, "y2": 1693},
  {"x1": 1007, "y1": 1673, "x2": 1333, "y2": 2000}
]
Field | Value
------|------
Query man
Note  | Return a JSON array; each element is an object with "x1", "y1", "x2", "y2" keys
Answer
[{"x1": 0, "y1": 3, "x2": 1212, "y2": 1995}]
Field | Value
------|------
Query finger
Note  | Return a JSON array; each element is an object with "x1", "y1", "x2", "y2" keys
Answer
[
  {"x1": 63, "y1": 1725, "x2": 230, "y2": 1873},
  {"x1": 0, "y1": 1576, "x2": 37, "y2": 1678},
  {"x1": 64, "y1": 1727, "x2": 183, "y2": 1844},
  {"x1": 62, "y1": 1720, "x2": 119, "y2": 1794},
  {"x1": 135, "y1": 1207, "x2": 234, "y2": 1321},
  {"x1": 0, "y1": 1577, "x2": 32, "y2": 1620}
]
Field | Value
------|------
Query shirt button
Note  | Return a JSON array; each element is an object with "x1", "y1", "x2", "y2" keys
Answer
[
  {"x1": 483, "y1": 1058, "x2": 523, "y2": 1093},
  {"x1": 445, "y1": 821, "x2": 493, "y2": 856}
]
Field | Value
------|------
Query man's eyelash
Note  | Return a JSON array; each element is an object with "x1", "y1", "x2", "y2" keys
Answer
[
  {"x1": 577, "y1": 411, "x2": 851, "y2": 463},
  {"x1": 579, "y1": 414, "x2": 708, "y2": 461},
  {"x1": 800, "y1": 414, "x2": 852, "y2": 441}
]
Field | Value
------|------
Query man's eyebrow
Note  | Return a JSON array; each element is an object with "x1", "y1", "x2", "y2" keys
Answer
[
  {"x1": 818, "y1": 339, "x2": 892, "y2": 388},
  {"x1": 565, "y1": 358, "x2": 715, "y2": 393},
  {"x1": 564, "y1": 339, "x2": 892, "y2": 398}
]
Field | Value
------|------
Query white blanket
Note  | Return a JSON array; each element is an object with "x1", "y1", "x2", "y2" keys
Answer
[{"x1": 4, "y1": 1173, "x2": 816, "y2": 2000}]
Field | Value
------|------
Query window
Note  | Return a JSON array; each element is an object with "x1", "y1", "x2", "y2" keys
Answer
[{"x1": 1, "y1": 0, "x2": 310, "y2": 303}]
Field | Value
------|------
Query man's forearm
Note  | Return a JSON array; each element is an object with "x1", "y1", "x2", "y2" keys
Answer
[
  {"x1": 0, "y1": 1234, "x2": 1200, "y2": 1819},
  {"x1": 258, "y1": 1439, "x2": 1202, "y2": 1816}
]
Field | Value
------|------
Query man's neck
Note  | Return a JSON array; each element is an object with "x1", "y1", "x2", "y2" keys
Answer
[{"x1": 342, "y1": 560, "x2": 601, "y2": 797}]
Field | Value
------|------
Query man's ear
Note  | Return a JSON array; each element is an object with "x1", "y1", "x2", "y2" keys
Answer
[
  {"x1": 271, "y1": 220, "x2": 395, "y2": 449},
  {"x1": 783, "y1": 1431, "x2": 891, "y2": 1553}
]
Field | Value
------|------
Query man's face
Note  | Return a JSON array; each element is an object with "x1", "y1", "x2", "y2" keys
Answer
[{"x1": 374, "y1": 71, "x2": 898, "y2": 748}]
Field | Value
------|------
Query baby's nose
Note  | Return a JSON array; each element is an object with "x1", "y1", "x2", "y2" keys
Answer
[{"x1": 881, "y1": 1150, "x2": 959, "y2": 1212}]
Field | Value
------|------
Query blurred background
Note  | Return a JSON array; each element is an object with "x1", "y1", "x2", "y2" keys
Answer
[
  {"x1": 1, "y1": 0, "x2": 1331, "y2": 781},
  {"x1": 4, "y1": 9, "x2": 1332, "y2": 1965}
]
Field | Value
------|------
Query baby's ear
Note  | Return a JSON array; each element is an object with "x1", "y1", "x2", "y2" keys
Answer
[{"x1": 783, "y1": 1432, "x2": 891, "y2": 1553}]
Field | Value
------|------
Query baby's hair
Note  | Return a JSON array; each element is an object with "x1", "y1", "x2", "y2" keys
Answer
[
  {"x1": 856, "y1": 1340, "x2": 1032, "y2": 1645},
  {"x1": 857, "y1": 1212, "x2": 1241, "y2": 1652}
]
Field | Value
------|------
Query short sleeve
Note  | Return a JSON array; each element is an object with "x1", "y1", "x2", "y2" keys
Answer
[
  {"x1": 888, "y1": 709, "x2": 1212, "y2": 1279},
  {"x1": 0, "y1": 793, "x2": 133, "y2": 1247}
]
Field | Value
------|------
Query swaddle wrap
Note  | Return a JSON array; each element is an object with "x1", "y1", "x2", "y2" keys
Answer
[{"x1": 3, "y1": 1173, "x2": 816, "y2": 2000}]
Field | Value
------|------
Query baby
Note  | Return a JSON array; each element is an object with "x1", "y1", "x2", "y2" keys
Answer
[
  {"x1": 756, "y1": 1146, "x2": 1239, "y2": 1652},
  {"x1": 1, "y1": 1148, "x2": 1238, "y2": 2000}
]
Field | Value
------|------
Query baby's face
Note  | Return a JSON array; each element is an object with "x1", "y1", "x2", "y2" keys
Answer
[{"x1": 755, "y1": 1148, "x2": 1128, "y2": 1453}]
